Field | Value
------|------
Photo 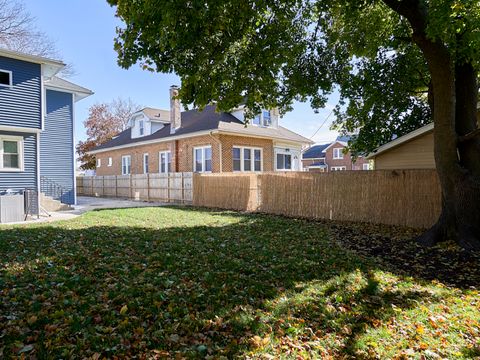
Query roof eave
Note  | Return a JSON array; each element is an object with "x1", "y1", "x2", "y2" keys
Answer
[
  {"x1": 366, "y1": 123, "x2": 434, "y2": 159},
  {"x1": 88, "y1": 128, "x2": 312, "y2": 155}
]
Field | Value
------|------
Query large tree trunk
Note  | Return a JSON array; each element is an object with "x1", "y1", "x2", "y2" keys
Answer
[{"x1": 382, "y1": 0, "x2": 480, "y2": 250}]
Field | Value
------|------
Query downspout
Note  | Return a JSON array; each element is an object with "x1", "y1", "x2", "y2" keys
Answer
[{"x1": 209, "y1": 131, "x2": 222, "y2": 173}]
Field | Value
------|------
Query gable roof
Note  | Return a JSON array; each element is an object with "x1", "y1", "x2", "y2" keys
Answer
[
  {"x1": 366, "y1": 123, "x2": 434, "y2": 159},
  {"x1": 302, "y1": 143, "x2": 331, "y2": 159},
  {"x1": 323, "y1": 140, "x2": 348, "y2": 152},
  {"x1": 90, "y1": 105, "x2": 312, "y2": 153},
  {"x1": 140, "y1": 107, "x2": 170, "y2": 122},
  {"x1": 44, "y1": 76, "x2": 93, "y2": 101}
]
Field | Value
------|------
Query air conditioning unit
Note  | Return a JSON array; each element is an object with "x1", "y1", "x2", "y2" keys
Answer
[{"x1": 0, "y1": 191, "x2": 25, "y2": 223}]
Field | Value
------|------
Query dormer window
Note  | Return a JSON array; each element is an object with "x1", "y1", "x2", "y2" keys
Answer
[
  {"x1": 252, "y1": 110, "x2": 272, "y2": 127},
  {"x1": 263, "y1": 110, "x2": 271, "y2": 126},
  {"x1": 0, "y1": 70, "x2": 12, "y2": 87},
  {"x1": 139, "y1": 120, "x2": 144, "y2": 136}
]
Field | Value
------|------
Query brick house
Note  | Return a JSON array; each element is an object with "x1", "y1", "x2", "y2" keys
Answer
[
  {"x1": 89, "y1": 86, "x2": 312, "y2": 175},
  {"x1": 302, "y1": 136, "x2": 370, "y2": 172}
]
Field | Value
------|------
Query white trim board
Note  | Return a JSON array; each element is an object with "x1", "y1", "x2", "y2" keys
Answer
[
  {"x1": 323, "y1": 141, "x2": 348, "y2": 152},
  {"x1": 0, "y1": 125, "x2": 42, "y2": 134}
]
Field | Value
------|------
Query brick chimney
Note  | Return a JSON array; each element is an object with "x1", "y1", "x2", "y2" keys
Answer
[{"x1": 170, "y1": 85, "x2": 181, "y2": 134}]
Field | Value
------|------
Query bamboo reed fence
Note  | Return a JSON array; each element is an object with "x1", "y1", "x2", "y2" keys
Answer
[
  {"x1": 193, "y1": 170, "x2": 442, "y2": 228},
  {"x1": 77, "y1": 173, "x2": 193, "y2": 204}
]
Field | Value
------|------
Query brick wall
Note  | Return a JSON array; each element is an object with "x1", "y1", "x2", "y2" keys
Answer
[
  {"x1": 218, "y1": 134, "x2": 274, "y2": 172},
  {"x1": 94, "y1": 134, "x2": 276, "y2": 175},
  {"x1": 176, "y1": 135, "x2": 220, "y2": 172},
  {"x1": 95, "y1": 141, "x2": 174, "y2": 176},
  {"x1": 324, "y1": 142, "x2": 369, "y2": 171}
]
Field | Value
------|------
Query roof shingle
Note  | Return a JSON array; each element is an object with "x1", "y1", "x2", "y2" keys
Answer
[{"x1": 92, "y1": 105, "x2": 312, "y2": 152}]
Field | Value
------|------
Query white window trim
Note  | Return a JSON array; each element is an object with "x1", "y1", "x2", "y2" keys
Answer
[
  {"x1": 121, "y1": 155, "x2": 131, "y2": 175},
  {"x1": 159, "y1": 150, "x2": 172, "y2": 173},
  {"x1": 107, "y1": 157, "x2": 112, "y2": 167},
  {"x1": 333, "y1": 147, "x2": 344, "y2": 160},
  {"x1": 96, "y1": 158, "x2": 101, "y2": 168},
  {"x1": 252, "y1": 110, "x2": 272, "y2": 127},
  {"x1": 0, "y1": 69, "x2": 13, "y2": 88},
  {"x1": 193, "y1": 145, "x2": 212, "y2": 173},
  {"x1": 0, "y1": 135, "x2": 24, "y2": 172},
  {"x1": 143, "y1": 153, "x2": 149, "y2": 174},
  {"x1": 232, "y1": 146, "x2": 263, "y2": 172},
  {"x1": 331, "y1": 166, "x2": 346, "y2": 171},
  {"x1": 275, "y1": 149, "x2": 294, "y2": 171}
]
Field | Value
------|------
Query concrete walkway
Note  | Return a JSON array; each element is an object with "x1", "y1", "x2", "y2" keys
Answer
[
  {"x1": 73, "y1": 196, "x2": 167, "y2": 214},
  {"x1": 2, "y1": 196, "x2": 167, "y2": 226}
]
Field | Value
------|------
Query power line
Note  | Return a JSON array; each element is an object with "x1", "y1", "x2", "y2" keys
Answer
[{"x1": 309, "y1": 109, "x2": 334, "y2": 139}]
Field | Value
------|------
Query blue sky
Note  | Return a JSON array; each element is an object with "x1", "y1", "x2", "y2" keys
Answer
[{"x1": 26, "y1": 0, "x2": 339, "y2": 145}]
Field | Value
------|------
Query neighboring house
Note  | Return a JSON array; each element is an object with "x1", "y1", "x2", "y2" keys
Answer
[
  {"x1": 302, "y1": 136, "x2": 369, "y2": 172},
  {"x1": 367, "y1": 112, "x2": 480, "y2": 169},
  {"x1": 0, "y1": 48, "x2": 92, "y2": 210},
  {"x1": 89, "y1": 86, "x2": 312, "y2": 175},
  {"x1": 366, "y1": 124, "x2": 435, "y2": 170}
]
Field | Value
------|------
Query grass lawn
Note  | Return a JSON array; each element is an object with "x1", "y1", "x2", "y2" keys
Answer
[{"x1": 0, "y1": 207, "x2": 479, "y2": 359}]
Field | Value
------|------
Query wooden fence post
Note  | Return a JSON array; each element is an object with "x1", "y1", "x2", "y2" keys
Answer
[
  {"x1": 146, "y1": 173, "x2": 150, "y2": 202},
  {"x1": 102, "y1": 176, "x2": 105, "y2": 197},
  {"x1": 91, "y1": 177, "x2": 94, "y2": 196},
  {"x1": 182, "y1": 173, "x2": 185, "y2": 204},
  {"x1": 167, "y1": 173, "x2": 171, "y2": 203},
  {"x1": 130, "y1": 174, "x2": 133, "y2": 199},
  {"x1": 115, "y1": 175, "x2": 118, "y2": 198}
]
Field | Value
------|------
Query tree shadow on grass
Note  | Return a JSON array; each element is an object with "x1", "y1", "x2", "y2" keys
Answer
[{"x1": 0, "y1": 208, "x2": 474, "y2": 358}]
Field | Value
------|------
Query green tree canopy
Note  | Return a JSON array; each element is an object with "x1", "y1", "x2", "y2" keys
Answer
[{"x1": 108, "y1": 0, "x2": 480, "y2": 249}]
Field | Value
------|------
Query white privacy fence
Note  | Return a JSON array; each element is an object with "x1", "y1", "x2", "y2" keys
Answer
[{"x1": 77, "y1": 173, "x2": 193, "y2": 204}]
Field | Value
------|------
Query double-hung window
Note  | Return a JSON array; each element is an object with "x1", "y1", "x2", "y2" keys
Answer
[
  {"x1": 0, "y1": 70, "x2": 12, "y2": 87},
  {"x1": 139, "y1": 120, "x2": 144, "y2": 136},
  {"x1": 363, "y1": 163, "x2": 370, "y2": 170},
  {"x1": 232, "y1": 147, "x2": 262, "y2": 172},
  {"x1": 159, "y1": 151, "x2": 172, "y2": 173},
  {"x1": 276, "y1": 152, "x2": 292, "y2": 171},
  {"x1": 108, "y1": 157, "x2": 112, "y2": 167},
  {"x1": 263, "y1": 110, "x2": 271, "y2": 126},
  {"x1": 333, "y1": 148, "x2": 344, "y2": 159},
  {"x1": 193, "y1": 146, "x2": 212, "y2": 173},
  {"x1": 122, "y1": 155, "x2": 131, "y2": 175},
  {"x1": 0, "y1": 136, "x2": 23, "y2": 171},
  {"x1": 96, "y1": 158, "x2": 101, "y2": 168},
  {"x1": 143, "y1": 153, "x2": 149, "y2": 174}
]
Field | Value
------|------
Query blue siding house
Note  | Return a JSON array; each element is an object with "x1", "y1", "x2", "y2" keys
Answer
[{"x1": 0, "y1": 48, "x2": 92, "y2": 210}]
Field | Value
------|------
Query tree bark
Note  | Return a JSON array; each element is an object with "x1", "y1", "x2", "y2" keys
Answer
[{"x1": 382, "y1": 0, "x2": 480, "y2": 250}]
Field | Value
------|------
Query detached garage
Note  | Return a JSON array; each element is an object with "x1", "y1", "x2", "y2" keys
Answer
[{"x1": 367, "y1": 124, "x2": 435, "y2": 170}]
